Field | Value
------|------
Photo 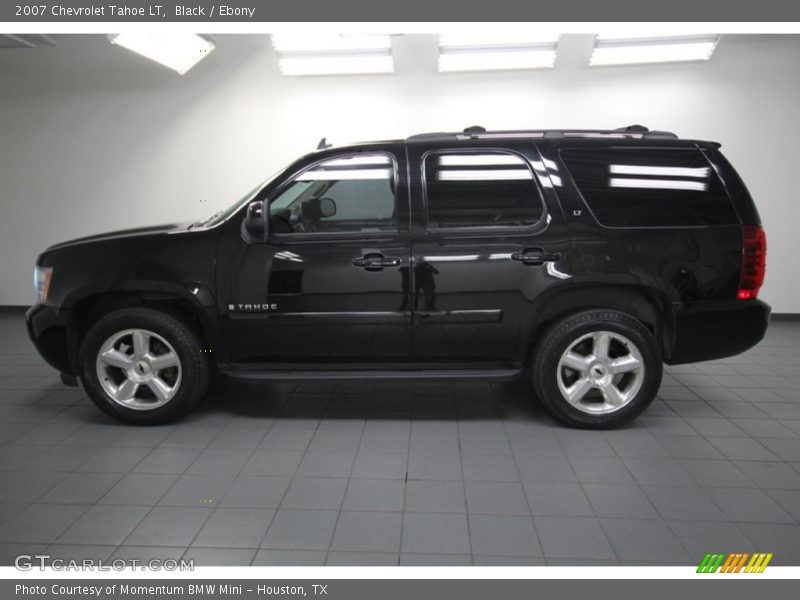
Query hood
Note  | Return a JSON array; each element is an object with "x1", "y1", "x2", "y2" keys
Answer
[{"x1": 45, "y1": 222, "x2": 193, "y2": 252}]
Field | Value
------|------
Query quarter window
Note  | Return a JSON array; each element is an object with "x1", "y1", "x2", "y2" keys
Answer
[
  {"x1": 560, "y1": 148, "x2": 738, "y2": 227},
  {"x1": 424, "y1": 152, "x2": 543, "y2": 229},
  {"x1": 269, "y1": 154, "x2": 397, "y2": 234}
]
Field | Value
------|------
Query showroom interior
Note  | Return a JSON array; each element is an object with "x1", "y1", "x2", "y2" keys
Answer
[{"x1": 0, "y1": 32, "x2": 799, "y2": 567}]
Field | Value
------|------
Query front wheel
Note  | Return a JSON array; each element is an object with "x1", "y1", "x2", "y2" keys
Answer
[
  {"x1": 532, "y1": 310, "x2": 662, "y2": 429},
  {"x1": 79, "y1": 307, "x2": 210, "y2": 425}
]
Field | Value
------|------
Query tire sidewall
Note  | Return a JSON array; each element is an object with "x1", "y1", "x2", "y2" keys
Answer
[
  {"x1": 534, "y1": 311, "x2": 662, "y2": 429},
  {"x1": 80, "y1": 308, "x2": 208, "y2": 425}
]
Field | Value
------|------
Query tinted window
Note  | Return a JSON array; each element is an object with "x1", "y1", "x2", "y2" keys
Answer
[
  {"x1": 561, "y1": 148, "x2": 738, "y2": 227},
  {"x1": 269, "y1": 154, "x2": 396, "y2": 234},
  {"x1": 424, "y1": 151, "x2": 543, "y2": 229}
]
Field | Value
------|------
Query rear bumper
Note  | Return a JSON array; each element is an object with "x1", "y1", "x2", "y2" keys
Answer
[
  {"x1": 668, "y1": 299, "x2": 771, "y2": 364},
  {"x1": 25, "y1": 304, "x2": 74, "y2": 375}
]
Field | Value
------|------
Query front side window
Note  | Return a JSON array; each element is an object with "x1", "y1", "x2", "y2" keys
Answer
[
  {"x1": 424, "y1": 151, "x2": 544, "y2": 229},
  {"x1": 269, "y1": 154, "x2": 397, "y2": 235}
]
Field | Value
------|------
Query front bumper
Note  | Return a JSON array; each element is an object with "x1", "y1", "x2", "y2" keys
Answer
[
  {"x1": 25, "y1": 303, "x2": 74, "y2": 375},
  {"x1": 668, "y1": 299, "x2": 771, "y2": 364}
]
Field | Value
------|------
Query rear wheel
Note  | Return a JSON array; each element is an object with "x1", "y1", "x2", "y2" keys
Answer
[
  {"x1": 79, "y1": 307, "x2": 209, "y2": 425},
  {"x1": 532, "y1": 310, "x2": 662, "y2": 429}
]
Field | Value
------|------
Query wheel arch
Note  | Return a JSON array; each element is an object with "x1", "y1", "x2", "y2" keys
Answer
[{"x1": 526, "y1": 284, "x2": 674, "y2": 363}]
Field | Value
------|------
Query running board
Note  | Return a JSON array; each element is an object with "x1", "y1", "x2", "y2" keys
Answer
[{"x1": 220, "y1": 368, "x2": 521, "y2": 382}]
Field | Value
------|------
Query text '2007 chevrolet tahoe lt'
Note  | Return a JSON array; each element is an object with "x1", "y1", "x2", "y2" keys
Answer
[{"x1": 26, "y1": 125, "x2": 770, "y2": 428}]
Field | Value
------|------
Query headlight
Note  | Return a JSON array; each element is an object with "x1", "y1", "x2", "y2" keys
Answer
[{"x1": 33, "y1": 266, "x2": 53, "y2": 305}]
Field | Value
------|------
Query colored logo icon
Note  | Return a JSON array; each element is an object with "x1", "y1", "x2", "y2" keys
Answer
[{"x1": 697, "y1": 553, "x2": 773, "y2": 573}]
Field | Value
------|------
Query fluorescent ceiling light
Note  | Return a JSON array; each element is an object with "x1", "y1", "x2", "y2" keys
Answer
[
  {"x1": 590, "y1": 35, "x2": 719, "y2": 67},
  {"x1": 272, "y1": 34, "x2": 391, "y2": 53},
  {"x1": 272, "y1": 34, "x2": 394, "y2": 76},
  {"x1": 440, "y1": 32, "x2": 559, "y2": 47},
  {"x1": 109, "y1": 33, "x2": 214, "y2": 74},
  {"x1": 437, "y1": 169, "x2": 532, "y2": 181},
  {"x1": 439, "y1": 155, "x2": 523, "y2": 166},
  {"x1": 609, "y1": 178, "x2": 707, "y2": 191},
  {"x1": 438, "y1": 33, "x2": 559, "y2": 72},
  {"x1": 609, "y1": 164, "x2": 710, "y2": 178}
]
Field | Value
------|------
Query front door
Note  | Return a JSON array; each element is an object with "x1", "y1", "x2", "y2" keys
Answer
[
  {"x1": 218, "y1": 148, "x2": 412, "y2": 366},
  {"x1": 407, "y1": 142, "x2": 571, "y2": 368}
]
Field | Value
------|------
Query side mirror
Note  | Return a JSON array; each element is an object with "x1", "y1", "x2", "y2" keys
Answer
[
  {"x1": 242, "y1": 200, "x2": 266, "y2": 241},
  {"x1": 319, "y1": 197, "x2": 337, "y2": 218}
]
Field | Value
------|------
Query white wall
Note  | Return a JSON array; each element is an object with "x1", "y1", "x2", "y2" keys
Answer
[{"x1": 1, "y1": 34, "x2": 799, "y2": 310}]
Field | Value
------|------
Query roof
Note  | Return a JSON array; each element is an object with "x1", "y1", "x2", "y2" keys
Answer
[{"x1": 405, "y1": 124, "x2": 679, "y2": 143}]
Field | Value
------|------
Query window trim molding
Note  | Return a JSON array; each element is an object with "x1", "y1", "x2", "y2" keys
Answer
[
  {"x1": 267, "y1": 150, "x2": 402, "y2": 243},
  {"x1": 420, "y1": 147, "x2": 548, "y2": 235}
]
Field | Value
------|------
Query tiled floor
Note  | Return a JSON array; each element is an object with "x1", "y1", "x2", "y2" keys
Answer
[{"x1": 1, "y1": 311, "x2": 799, "y2": 566}]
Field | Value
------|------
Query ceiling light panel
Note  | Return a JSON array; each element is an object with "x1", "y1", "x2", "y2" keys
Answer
[
  {"x1": 272, "y1": 34, "x2": 394, "y2": 76},
  {"x1": 590, "y1": 34, "x2": 720, "y2": 67},
  {"x1": 109, "y1": 33, "x2": 214, "y2": 74},
  {"x1": 438, "y1": 33, "x2": 559, "y2": 73}
]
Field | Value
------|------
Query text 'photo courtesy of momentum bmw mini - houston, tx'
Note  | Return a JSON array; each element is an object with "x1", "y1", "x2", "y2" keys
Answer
[{"x1": 25, "y1": 124, "x2": 769, "y2": 429}]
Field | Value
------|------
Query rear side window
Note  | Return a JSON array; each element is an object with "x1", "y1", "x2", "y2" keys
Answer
[
  {"x1": 424, "y1": 151, "x2": 544, "y2": 229},
  {"x1": 560, "y1": 148, "x2": 738, "y2": 227}
]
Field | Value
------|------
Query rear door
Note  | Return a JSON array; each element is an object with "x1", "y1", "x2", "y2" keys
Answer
[{"x1": 407, "y1": 141, "x2": 572, "y2": 368}]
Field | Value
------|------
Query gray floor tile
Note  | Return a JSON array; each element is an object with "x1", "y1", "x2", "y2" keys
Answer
[
  {"x1": 241, "y1": 450, "x2": 304, "y2": 476},
  {"x1": 261, "y1": 509, "x2": 337, "y2": 550},
  {"x1": 601, "y1": 519, "x2": 691, "y2": 564},
  {"x1": 332, "y1": 510, "x2": 402, "y2": 552},
  {"x1": 57, "y1": 504, "x2": 149, "y2": 545},
  {"x1": 524, "y1": 483, "x2": 594, "y2": 517},
  {"x1": 759, "y1": 438, "x2": 800, "y2": 462},
  {"x1": 468, "y1": 514, "x2": 541, "y2": 557},
  {"x1": 258, "y1": 428, "x2": 314, "y2": 451},
  {"x1": 405, "y1": 480, "x2": 466, "y2": 513},
  {"x1": 186, "y1": 448, "x2": 252, "y2": 475},
  {"x1": 642, "y1": 485, "x2": 723, "y2": 521},
  {"x1": 535, "y1": 517, "x2": 615, "y2": 559},
  {"x1": 767, "y1": 489, "x2": 800, "y2": 521},
  {"x1": 567, "y1": 456, "x2": 636, "y2": 485},
  {"x1": 515, "y1": 455, "x2": 577, "y2": 483},
  {"x1": 622, "y1": 458, "x2": 695, "y2": 486},
  {"x1": 220, "y1": 476, "x2": 290, "y2": 508},
  {"x1": 193, "y1": 507, "x2": 274, "y2": 548},
  {"x1": 281, "y1": 477, "x2": 347, "y2": 510},
  {"x1": 252, "y1": 549, "x2": 326, "y2": 565},
  {"x1": 99, "y1": 473, "x2": 179, "y2": 505},
  {"x1": 351, "y1": 452, "x2": 407, "y2": 479},
  {"x1": 296, "y1": 451, "x2": 355, "y2": 478},
  {"x1": 667, "y1": 521, "x2": 753, "y2": 561},
  {"x1": 736, "y1": 523, "x2": 800, "y2": 565},
  {"x1": 159, "y1": 474, "x2": 236, "y2": 507},
  {"x1": 734, "y1": 461, "x2": 800, "y2": 490},
  {"x1": 133, "y1": 447, "x2": 203, "y2": 474},
  {"x1": 465, "y1": 481, "x2": 529, "y2": 515},
  {"x1": 160, "y1": 426, "x2": 220, "y2": 448},
  {"x1": 0, "y1": 504, "x2": 87, "y2": 543},
  {"x1": 77, "y1": 447, "x2": 150, "y2": 473},
  {"x1": 707, "y1": 437, "x2": 780, "y2": 461},
  {"x1": 706, "y1": 487, "x2": 794, "y2": 523},
  {"x1": 342, "y1": 479, "x2": 405, "y2": 512},
  {"x1": 40, "y1": 472, "x2": 123, "y2": 504},
  {"x1": 461, "y1": 454, "x2": 519, "y2": 481},
  {"x1": 327, "y1": 551, "x2": 398, "y2": 565},
  {"x1": 401, "y1": 553, "x2": 471, "y2": 565},
  {"x1": 125, "y1": 506, "x2": 212, "y2": 546},
  {"x1": 407, "y1": 453, "x2": 462, "y2": 480},
  {"x1": 582, "y1": 484, "x2": 658, "y2": 519},
  {"x1": 401, "y1": 512, "x2": 470, "y2": 554},
  {"x1": 183, "y1": 547, "x2": 256, "y2": 566}
]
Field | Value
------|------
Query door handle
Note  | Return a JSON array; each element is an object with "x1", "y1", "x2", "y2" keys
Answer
[
  {"x1": 510, "y1": 248, "x2": 560, "y2": 266},
  {"x1": 352, "y1": 253, "x2": 401, "y2": 271}
]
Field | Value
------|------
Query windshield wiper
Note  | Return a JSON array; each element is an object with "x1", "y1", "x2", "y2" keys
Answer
[{"x1": 191, "y1": 211, "x2": 224, "y2": 229}]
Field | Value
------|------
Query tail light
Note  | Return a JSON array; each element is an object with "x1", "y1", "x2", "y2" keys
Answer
[{"x1": 737, "y1": 225, "x2": 766, "y2": 300}]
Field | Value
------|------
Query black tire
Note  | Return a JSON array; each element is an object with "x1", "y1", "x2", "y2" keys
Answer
[
  {"x1": 79, "y1": 307, "x2": 210, "y2": 425},
  {"x1": 531, "y1": 310, "x2": 662, "y2": 429}
]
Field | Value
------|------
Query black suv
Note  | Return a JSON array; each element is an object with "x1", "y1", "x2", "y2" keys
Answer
[{"x1": 26, "y1": 125, "x2": 770, "y2": 428}]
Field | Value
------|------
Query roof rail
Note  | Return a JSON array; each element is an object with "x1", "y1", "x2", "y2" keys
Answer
[{"x1": 407, "y1": 125, "x2": 678, "y2": 142}]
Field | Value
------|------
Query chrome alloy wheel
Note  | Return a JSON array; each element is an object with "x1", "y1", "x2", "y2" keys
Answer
[
  {"x1": 95, "y1": 328, "x2": 182, "y2": 410},
  {"x1": 555, "y1": 330, "x2": 645, "y2": 414}
]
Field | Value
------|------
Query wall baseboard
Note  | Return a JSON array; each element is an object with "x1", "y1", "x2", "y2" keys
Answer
[
  {"x1": 0, "y1": 305, "x2": 27, "y2": 312},
  {"x1": 772, "y1": 313, "x2": 800, "y2": 321}
]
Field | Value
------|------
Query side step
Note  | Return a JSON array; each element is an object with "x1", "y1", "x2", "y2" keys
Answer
[{"x1": 220, "y1": 368, "x2": 521, "y2": 383}]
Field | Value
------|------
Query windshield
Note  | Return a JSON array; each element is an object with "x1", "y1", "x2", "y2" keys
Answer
[{"x1": 191, "y1": 167, "x2": 285, "y2": 229}]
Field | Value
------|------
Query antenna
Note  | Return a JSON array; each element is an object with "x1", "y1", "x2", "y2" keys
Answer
[{"x1": 317, "y1": 137, "x2": 331, "y2": 150}]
